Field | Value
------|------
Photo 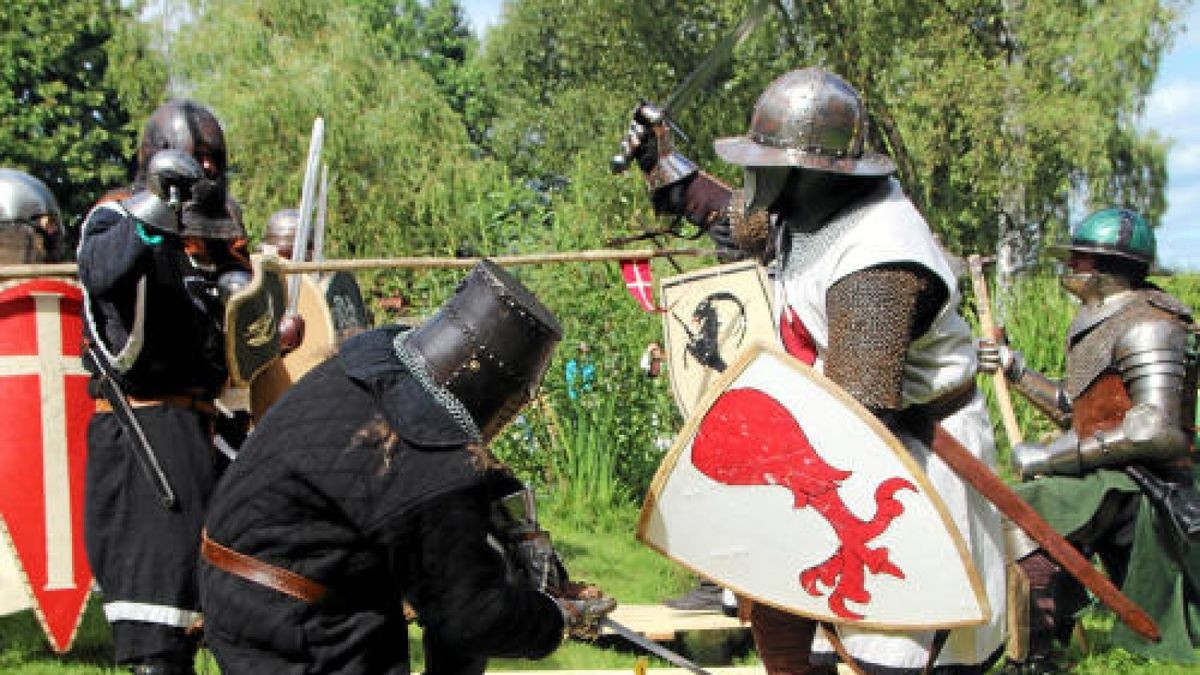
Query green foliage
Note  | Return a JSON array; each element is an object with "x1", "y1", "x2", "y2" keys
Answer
[
  {"x1": 483, "y1": 0, "x2": 1179, "y2": 260},
  {"x1": 0, "y1": 0, "x2": 165, "y2": 224},
  {"x1": 168, "y1": 0, "x2": 510, "y2": 264}
]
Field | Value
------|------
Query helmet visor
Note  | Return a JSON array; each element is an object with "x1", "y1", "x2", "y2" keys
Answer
[{"x1": 744, "y1": 166, "x2": 790, "y2": 212}]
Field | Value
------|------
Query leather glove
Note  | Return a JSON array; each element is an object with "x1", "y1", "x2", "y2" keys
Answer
[{"x1": 556, "y1": 588, "x2": 617, "y2": 641}]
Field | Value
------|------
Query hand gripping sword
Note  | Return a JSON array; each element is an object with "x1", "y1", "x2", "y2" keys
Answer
[{"x1": 610, "y1": 0, "x2": 773, "y2": 174}]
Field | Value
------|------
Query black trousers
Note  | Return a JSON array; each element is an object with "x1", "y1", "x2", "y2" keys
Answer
[{"x1": 84, "y1": 404, "x2": 227, "y2": 665}]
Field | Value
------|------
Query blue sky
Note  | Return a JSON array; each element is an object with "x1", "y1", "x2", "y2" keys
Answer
[
  {"x1": 1145, "y1": 3, "x2": 1200, "y2": 272},
  {"x1": 461, "y1": 1, "x2": 1198, "y2": 271}
]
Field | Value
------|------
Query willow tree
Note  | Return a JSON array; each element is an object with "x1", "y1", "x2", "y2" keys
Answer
[{"x1": 167, "y1": 0, "x2": 510, "y2": 262}]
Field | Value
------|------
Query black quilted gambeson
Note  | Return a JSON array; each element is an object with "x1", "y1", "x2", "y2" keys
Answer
[{"x1": 200, "y1": 327, "x2": 564, "y2": 675}]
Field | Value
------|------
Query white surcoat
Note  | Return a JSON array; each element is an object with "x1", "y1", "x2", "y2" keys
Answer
[{"x1": 777, "y1": 179, "x2": 1007, "y2": 669}]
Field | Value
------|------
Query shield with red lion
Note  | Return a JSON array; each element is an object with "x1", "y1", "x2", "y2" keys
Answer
[
  {"x1": 0, "y1": 278, "x2": 94, "y2": 652},
  {"x1": 638, "y1": 343, "x2": 988, "y2": 629}
]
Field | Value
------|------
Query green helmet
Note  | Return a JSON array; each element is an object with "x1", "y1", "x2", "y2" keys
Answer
[{"x1": 1055, "y1": 208, "x2": 1156, "y2": 267}]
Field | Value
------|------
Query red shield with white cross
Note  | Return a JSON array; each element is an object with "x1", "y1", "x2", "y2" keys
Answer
[{"x1": 0, "y1": 278, "x2": 93, "y2": 652}]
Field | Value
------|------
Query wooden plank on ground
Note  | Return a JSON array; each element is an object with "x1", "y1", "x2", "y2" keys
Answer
[{"x1": 601, "y1": 604, "x2": 746, "y2": 641}]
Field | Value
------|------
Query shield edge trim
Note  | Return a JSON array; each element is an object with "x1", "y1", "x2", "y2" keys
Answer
[
  {"x1": 0, "y1": 515, "x2": 85, "y2": 652},
  {"x1": 224, "y1": 253, "x2": 286, "y2": 387},
  {"x1": 658, "y1": 261, "x2": 775, "y2": 418},
  {"x1": 637, "y1": 341, "x2": 990, "y2": 629}
]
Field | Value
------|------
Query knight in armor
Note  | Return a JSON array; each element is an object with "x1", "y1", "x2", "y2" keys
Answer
[
  {"x1": 979, "y1": 208, "x2": 1200, "y2": 670},
  {"x1": 623, "y1": 67, "x2": 1007, "y2": 673},
  {"x1": 199, "y1": 259, "x2": 614, "y2": 675},
  {"x1": 76, "y1": 99, "x2": 251, "y2": 674},
  {"x1": 0, "y1": 168, "x2": 64, "y2": 263}
]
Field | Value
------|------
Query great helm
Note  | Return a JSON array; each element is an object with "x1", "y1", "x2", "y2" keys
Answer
[
  {"x1": 1052, "y1": 208, "x2": 1156, "y2": 268},
  {"x1": 714, "y1": 67, "x2": 896, "y2": 176},
  {"x1": 136, "y1": 99, "x2": 240, "y2": 239},
  {"x1": 396, "y1": 259, "x2": 562, "y2": 442},
  {"x1": 0, "y1": 169, "x2": 62, "y2": 263}
]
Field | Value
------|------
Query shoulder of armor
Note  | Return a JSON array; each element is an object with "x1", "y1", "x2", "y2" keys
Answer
[
  {"x1": 1114, "y1": 315, "x2": 1190, "y2": 361},
  {"x1": 1142, "y1": 288, "x2": 1193, "y2": 322}
]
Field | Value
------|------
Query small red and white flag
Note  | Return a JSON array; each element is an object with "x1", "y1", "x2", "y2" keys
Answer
[{"x1": 619, "y1": 259, "x2": 665, "y2": 313}]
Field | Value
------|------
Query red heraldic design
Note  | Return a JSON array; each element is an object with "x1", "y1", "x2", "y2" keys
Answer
[
  {"x1": 692, "y1": 387, "x2": 915, "y2": 620},
  {"x1": 0, "y1": 279, "x2": 94, "y2": 652},
  {"x1": 638, "y1": 343, "x2": 988, "y2": 629}
]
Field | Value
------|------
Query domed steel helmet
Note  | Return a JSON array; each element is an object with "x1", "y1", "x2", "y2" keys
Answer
[
  {"x1": 0, "y1": 169, "x2": 60, "y2": 228},
  {"x1": 714, "y1": 67, "x2": 896, "y2": 176},
  {"x1": 395, "y1": 259, "x2": 562, "y2": 442},
  {"x1": 263, "y1": 208, "x2": 301, "y2": 256},
  {"x1": 0, "y1": 169, "x2": 62, "y2": 263},
  {"x1": 1052, "y1": 208, "x2": 1156, "y2": 267},
  {"x1": 137, "y1": 100, "x2": 227, "y2": 181},
  {"x1": 137, "y1": 99, "x2": 239, "y2": 239}
]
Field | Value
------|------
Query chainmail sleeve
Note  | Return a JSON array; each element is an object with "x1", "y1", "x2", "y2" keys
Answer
[{"x1": 823, "y1": 264, "x2": 947, "y2": 417}]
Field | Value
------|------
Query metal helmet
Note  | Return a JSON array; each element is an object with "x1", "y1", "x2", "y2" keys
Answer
[
  {"x1": 714, "y1": 67, "x2": 896, "y2": 176},
  {"x1": 0, "y1": 169, "x2": 60, "y2": 228},
  {"x1": 137, "y1": 99, "x2": 227, "y2": 181},
  {"x1": 0, "y1": 169, "x2": 62, "y2": 263},
  {"x1": 136, "y1": 99, "x2": 239, "y2": 239},
  {"x1": 1053, "y1": 208, "x2": 1156, "y2": 267},
  {"x1": 263, "y1": 208, "x2": 301, "y2": 258},
  {"x1": 395, "y1": 259, "x2": 562, "y2": 442}
]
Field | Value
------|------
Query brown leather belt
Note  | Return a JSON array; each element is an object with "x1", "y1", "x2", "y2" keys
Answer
[
  {"x1": 95, "y1": 393, "x2": 216, "y2": 416},
  {"x1": 200, "y1": 529, "x2": 328, "y2": 604}
]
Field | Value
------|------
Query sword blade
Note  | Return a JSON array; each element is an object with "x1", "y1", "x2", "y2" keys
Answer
[
  {"x1": 663, "y1": 0, "x2": 773, "y2": 115},
  {"x1": 600, "y1": 617, "x2": 713, "y2": 675},
  {"x1": 288, "y1": 117, "x2": 325, "y2": 312}
]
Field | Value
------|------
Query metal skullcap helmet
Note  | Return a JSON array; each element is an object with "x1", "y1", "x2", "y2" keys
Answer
[
  {"x1": 263, "y1": 208, "x2": 301, "y2": 254},
  {"x1": 714, "y1": 67, "x2": 896, "y2": 176},
  {"x1": 0, "y1": 169, "x2": 62, "y2": 263},
  {"x1": 396, "y1": 259, "x2": 563, "y2": 442},
  {"x1": 0, "y1": 169, "x2": 61, "y2": 227},
  {"x1": 136, "y1": 99, "x2": 241, "y2": 239}
]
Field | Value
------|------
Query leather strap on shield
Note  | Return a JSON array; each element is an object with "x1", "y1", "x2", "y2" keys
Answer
[{"x1": 224, "y1": 254, "x2": 285, "y2": 386}]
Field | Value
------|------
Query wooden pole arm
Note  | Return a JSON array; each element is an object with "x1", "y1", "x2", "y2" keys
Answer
[
  {"x1": 0, "y1": 247, "x2": 716, "y2": 280},
  {"x1": 928, "y1": 424, "x2": 1160, "y2": 643},
  {"x1": 968, "y1": 254, "x2": 1024, "y2": 446}
]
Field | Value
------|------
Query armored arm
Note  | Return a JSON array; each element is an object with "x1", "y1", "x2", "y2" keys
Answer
[
  {"x1": 1015, "y1": 318, "x2": 1194, "y2": 478},
  {"x1": 619, "y1": 103, "x2": 741, "y2": 260},
  {"x1": 998, "y1": 348, "x2": 1073, "y2": 429}
]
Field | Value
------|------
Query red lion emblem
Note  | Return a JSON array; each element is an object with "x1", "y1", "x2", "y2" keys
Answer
[{"x1": 692, "y1": 387, "x2": 916, "y2": 620}]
